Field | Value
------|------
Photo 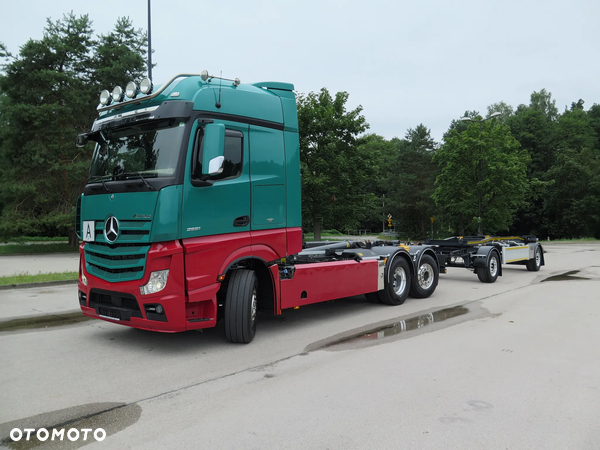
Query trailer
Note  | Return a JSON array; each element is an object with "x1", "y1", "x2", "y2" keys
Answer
[{"x1": 421, "y1": 235, "x2": 545, "y2": 283}]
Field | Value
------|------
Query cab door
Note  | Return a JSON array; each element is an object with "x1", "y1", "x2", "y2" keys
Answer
[{"x1": 181, "y1": 120, "x2": 250, "y2": 239}]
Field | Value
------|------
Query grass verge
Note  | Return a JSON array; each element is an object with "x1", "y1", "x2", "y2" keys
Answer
[
  {"x1": 0, "y1": 243, "x2": 78, "y2": 255},
  {"x1": 0, "y1": 271, "x2": 78, "y2": 286},
  {"x1": 3, "y1": 236, "x2": 69, "y2": 243}
]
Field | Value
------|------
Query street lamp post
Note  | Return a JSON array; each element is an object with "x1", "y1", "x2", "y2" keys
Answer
[
  {"x1": 460, "y1": 112, "x2": 501, "y2": 235},
  {"x1": 147, "y1": 0, "x2": 152, "y2": 81}
]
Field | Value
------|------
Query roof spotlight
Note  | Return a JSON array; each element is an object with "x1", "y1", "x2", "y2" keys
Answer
[
  {"x1": 200, "y1": 70, "x2": 209, "y2": 81},
  {"x1": 140, "y1": 78, "x2": 153, "y2": 95},
  {"x1": 126, "y1": 81, "x2": 139, "y2": 99},
  {"x1": 99, "y1": 90, "x2": 111, "y2": 106},
  {"x1": 112, "y1": 86, "x2": 124, "y2": 102}
]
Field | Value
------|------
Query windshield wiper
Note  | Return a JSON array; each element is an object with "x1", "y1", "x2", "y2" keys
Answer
[
  {"x1": 119, "y1": 172, "x2": 156, "y2": 191},
  {"x1": 89, "y1": 176, "x2": 112, "y2": 193}
]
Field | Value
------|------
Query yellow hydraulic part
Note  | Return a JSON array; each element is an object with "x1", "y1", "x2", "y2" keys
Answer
[
  {"x1": 397, "y1": 244, "x2": 409, "y2": 252},
  {"x1": 466, "y1": 236, "x2": 526, "y2": 245}
]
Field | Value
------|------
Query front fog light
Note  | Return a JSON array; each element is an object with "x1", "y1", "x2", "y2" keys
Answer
[
  {"x1": 140, "y1": 270, "x2": 169, "y2": 295},
  {"x1": 81, "y1": 262, "x2": 88, "y2": 286}
]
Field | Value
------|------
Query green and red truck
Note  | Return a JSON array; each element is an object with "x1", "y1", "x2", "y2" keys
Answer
[{"x1": 75, "y1": 72, "x2": 444, "y2": 342}]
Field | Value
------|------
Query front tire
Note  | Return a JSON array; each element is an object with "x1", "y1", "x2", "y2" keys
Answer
[
  {"x1": 526, "y1": 246, "x2": 542, "y2": 272},
  {"x1": 225, "y1": 270, "x2": 258, "y2": 343},
  {"x1": 378, "y1": 256, "x2": 411, "y2": 305},
  {"x1": 409, "y1": 254, "x2": 439, "y2": 298},
  {"x1": 477, "y1": 251, "x2": 500, "y2": 283}
]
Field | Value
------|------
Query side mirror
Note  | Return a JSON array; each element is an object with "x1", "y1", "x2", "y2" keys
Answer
[
  {"x1": 201, "y1": 123, "x2": 225, "y2": 175},
  {"x1": 76, "y1": 133, "x2": 89, "y2": 148}
]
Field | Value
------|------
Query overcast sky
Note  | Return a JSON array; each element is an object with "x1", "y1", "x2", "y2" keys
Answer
[{"x1": 2, "y1": 0, "x2": 598, "y2": 142}]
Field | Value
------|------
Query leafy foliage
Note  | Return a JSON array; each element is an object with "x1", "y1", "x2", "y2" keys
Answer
[
  {"x1": 385, "y1": 125, "x2": 438, "y2": 238},
  {"x1": 297, "y1": 88, "x2": 373, "y2": 240},
  {"x1": 433, "y1": 118, "x2": 530, "y2": 235},
  {"x1": 0, "y1": 14, "x2": 147, "y2": 244}
]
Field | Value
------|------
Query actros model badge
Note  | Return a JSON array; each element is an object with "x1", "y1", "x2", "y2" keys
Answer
[{"x1": 104, "y1": 216, "x2": 119, "y2": 243}]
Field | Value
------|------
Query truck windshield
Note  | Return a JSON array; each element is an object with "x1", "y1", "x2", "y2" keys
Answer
[{"x1": 88, "y1": 119, "x2": 186, "y2": 181}]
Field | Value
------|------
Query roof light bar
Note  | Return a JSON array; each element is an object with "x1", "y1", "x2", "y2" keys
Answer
[
  {"x1": 140, "y1": 78, "x2": 153, "y2": 95},
  {"x1": 112, "y1": 86, "x2": 124, "y2": 102},
  {"x1": 99, "y1": 90, "x2": 111, "y2": 106},
  {"x1": 126, "y1": 81, "x2": 139, "y2": 99}
]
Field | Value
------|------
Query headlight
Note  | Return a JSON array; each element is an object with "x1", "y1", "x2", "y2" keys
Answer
[
  {"x1": 112, "y1": 86, "x2": 124, "y2": 102},
  {"x1": 140, "y1": 78, "x2": 153, "y2": 95},
  {"x1": 140, "y1": 270, "x2": 169, "y2": 295},
  {"x1": 99, "y1": 90, "x2": 111, "y2": 106},
  {"x1": 126, "y1": 81, "x2": 139, "y2": 99}
]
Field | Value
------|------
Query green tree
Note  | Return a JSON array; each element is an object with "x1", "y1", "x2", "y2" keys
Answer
[
  {"x1": 487, "y1": 101, "x2": 514, "y2": 123},
  {"x1": 386, "y1": 125, "x2": 438, "y2": 238},
  {"x1": 433, "y1": 118, "x2": 530, "y2": 235},
  {"x1": 0, "y1": 13, "x2": 96, "y2": 244},
  {"x1": 541, "y1": 104, "x2": 600, "y2": 238},
  {"x1": 297, "y1": 88, "x2": 372, "y2": 240},
  {"x1": 0, "y1": 14, "x2": 148, "y2": 244},
  {"x1": 505, "y1": 92, "x2": 559, "y2": 236},
  {"x1": 355, "y1": 133, "x2": 397, "y2": 233},
  {"x1": 92, "y1": 17, "x2": 148, "y2": 91},
  {"x1": 529, "y1": 88, "x2": 559, "y2": 122}
]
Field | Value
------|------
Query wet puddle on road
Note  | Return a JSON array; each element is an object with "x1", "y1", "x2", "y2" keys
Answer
[
  {"x1": 541, "y1": 270, "x2": 589, "y2": 282},
  {"x1": 0, "y1": 312, "x2": 91, "y2": 333},
  {"x1": 0, "y1": 402, "x2": 141, "y2": 449},
  {"x1": 309, "y1": 304, "x2": 478, "y2": 351}
]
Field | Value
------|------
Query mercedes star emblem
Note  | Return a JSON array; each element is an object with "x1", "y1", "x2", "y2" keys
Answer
[{"x1": 104, "y1": 216, "x2": 119, "y2": 243}]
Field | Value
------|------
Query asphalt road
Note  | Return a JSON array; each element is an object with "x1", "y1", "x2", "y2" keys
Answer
[
  {"x1": 0, "y1": 253, "x2": 79, "y2": 277},
  {"x1": 0, "y1": 243, "x2": 599, "y2": 449}
]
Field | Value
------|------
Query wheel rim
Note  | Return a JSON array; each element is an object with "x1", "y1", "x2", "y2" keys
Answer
[
  {"x1": 417, "y1": 263, "x2": 434, "y2": 289},
  {"x1": 393, "y1": 266, "x2": 407, "y2": 295},
  {"x1": 489, "y1": 256, "x2": 498, "y2": 277},
  {"x1": 250, "y1": 288, "x2": 257, "y2": 323},
  {"x1": 535, "y1": 249, "x2": 541, "y2": 267}
]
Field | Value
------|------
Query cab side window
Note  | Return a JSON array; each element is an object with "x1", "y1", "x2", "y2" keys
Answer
[{"x1": 194, "y1": 129, "x2": 243, "y2": 181}]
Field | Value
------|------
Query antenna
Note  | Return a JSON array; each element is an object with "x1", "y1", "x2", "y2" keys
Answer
[{"x1": 216, "y1": 71, "x2": 222, "y2": 109}]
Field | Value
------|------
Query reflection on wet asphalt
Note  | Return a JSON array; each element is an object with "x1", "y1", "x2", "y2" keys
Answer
[
  {"x1": 541, "y1": 270, "x2": 589, "y2": 282},
  {"x1": 323, "y1": 305, "x2": 469, "y2": 348},
  {"x1": 0, "y1": 313, "x2": 91, "y2": 333}
]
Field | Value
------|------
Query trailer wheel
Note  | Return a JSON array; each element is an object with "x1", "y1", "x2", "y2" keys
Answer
[
  {"x1": 409, "y1": 254, "x2": 439, "y2": 298},
  {"x1": 477, "y1": 251, "x2": 500, "y2": 283},
  {"x1": 224, "y1": 269, "x2": 258, "y2": 343},
  {"x1": 378, "y1": 256, "x2": 411, "y2": 306},
  {"x1": 526, "y1": 246, "x2": 542, "y2": 272}
]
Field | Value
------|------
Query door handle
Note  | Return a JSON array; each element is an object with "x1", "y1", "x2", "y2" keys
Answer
[{"x1": 233, "y1": 215, "x2": 250, "y2": 227}]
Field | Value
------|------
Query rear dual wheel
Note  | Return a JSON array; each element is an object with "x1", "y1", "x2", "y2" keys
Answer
[
  {"x1": 377, "y1": 256, "x2": 411, "y2": 306},
  {"x1": 409, "y1": 254, "x2": 439, "y2": 299}
]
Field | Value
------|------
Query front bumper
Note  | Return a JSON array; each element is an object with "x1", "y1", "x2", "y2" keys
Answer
[{"x1": 78, "y1": 241, "x2": 218, "y2": 332}]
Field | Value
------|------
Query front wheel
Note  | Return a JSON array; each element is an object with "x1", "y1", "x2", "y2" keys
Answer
[
  {"x1": 526, "y1": 246, "x2": 542, "y2": 272},
  {"x1": 224, "y1": 269, "x2": 258, "y2": 343},
  {"x1": 409, "y1": 254, "x2": 439, "y2": 298},
  {"x1": 378, "y1": 256, "x2": 411, "y2": 306},
  {"x1": 477, "y1": 251, "x2": 500, "y2": 283}
]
